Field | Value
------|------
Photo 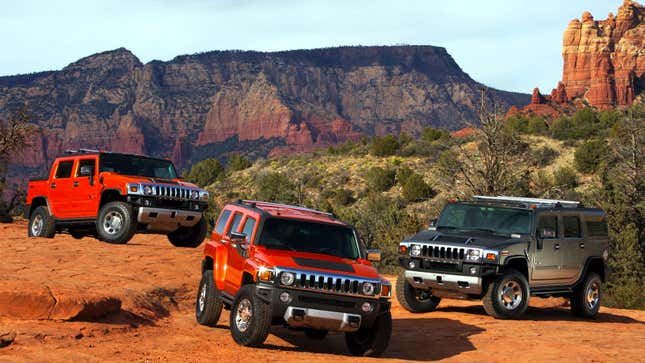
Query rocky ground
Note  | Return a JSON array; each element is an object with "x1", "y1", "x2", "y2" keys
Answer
[{"x1": 0, "y1": 220, "x2": 643, "y2": 362}]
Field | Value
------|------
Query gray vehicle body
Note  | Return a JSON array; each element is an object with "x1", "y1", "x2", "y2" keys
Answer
[{"x1": 399, "y1": 199, "x2": 609, "y2": 300}]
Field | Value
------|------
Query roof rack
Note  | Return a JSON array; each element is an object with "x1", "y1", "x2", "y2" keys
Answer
[
  {"x1": 240, "y1": 200, "x2": 335, "y2": 218},
  {"x1": 472, "y1": 196, "x2": 581, "y2": 208},
  {"x1": 64, "y1": 148, "x2": 103, "y2": 154}
]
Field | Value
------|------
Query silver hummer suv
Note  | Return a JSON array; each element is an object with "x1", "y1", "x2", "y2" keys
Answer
[{"x1": 397, "y1": 196, "x2": 609, "y2": 319}]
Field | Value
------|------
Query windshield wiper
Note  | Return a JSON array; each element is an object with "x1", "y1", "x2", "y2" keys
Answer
[
  {"x1": 462, "y1": 228, "x2": 510, "y2": 237},
  {"x1": 436, "y1": 226, "x2": 458, "y2": 230}
]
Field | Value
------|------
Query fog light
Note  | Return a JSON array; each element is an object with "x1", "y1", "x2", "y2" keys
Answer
[
  {"x1": 469, "y1": 267, "x2": 477, "y2": 275},
  {"x1": 361, "y1": 302, "x2": 373, "y2": 313},
  {"x1": 408, "y1": 260, "x2": 417, "y2": 269},
  {"x1": 279, "y1": 291, "x2": 291, "y2": 303}
]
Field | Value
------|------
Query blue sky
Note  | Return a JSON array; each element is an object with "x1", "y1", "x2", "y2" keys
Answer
[{"x1": 0, "y1": 0, "x2": 621, "y2": 93}]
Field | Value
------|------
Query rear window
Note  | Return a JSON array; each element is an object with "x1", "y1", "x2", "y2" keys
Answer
[
  {"x1": 586, "y1": 220, "x2": 608, "y2": 237},
  {"x1": 55, "y1": 161, "x2": 74, "y2": 178},
  {"x1": 241, "y1": 217, "x2": 256, "y2": 243},
  {"x1": 563, "y1": 216, "x2": 581, "y2": 238},
  {"x1": 229, "y1": 213, "x2": 244, "y2": 234},
  {"x1": 214, "y1": 210, "x2": 232, "y2": 235}
]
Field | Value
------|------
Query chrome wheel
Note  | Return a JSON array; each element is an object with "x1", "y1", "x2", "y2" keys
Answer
[
  {"x1": 586, "y1": 280, "x2": 600, "y2": 310},
  {"x1": 102, "y1": 211, "x2": 124, "y2": 235},
  {"x1": 235, "y1": 298, "x2": 253, "y2": 333},
  {"x1": 198, "y1": 284, "x2": 207, "y2": 313},
  {"x1": 499, "y1": 280, "x2": 523, "y2": 310},
  {"x1": 31, "y1": 214, "x2": 43, "y2": 236}
]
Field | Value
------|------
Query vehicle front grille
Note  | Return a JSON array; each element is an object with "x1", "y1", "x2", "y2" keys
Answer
[
  {"x1": 153, "y1": 185, "x2": 195, "y2": 201},
  {"x1": 420, "y1": 244, "x2": 466, "y2": 261},
  {"x1": 277, "y1": 269, "x2": 381, "y2": 298}
]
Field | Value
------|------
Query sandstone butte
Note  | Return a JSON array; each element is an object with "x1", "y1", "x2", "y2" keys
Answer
[{"x1": 509, "y1": 0, "x2": 644, "y2": 118}]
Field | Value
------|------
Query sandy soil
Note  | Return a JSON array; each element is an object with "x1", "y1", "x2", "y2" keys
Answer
[{"x1": 1, "y1": 220, "x2": 644, "y2": 362}]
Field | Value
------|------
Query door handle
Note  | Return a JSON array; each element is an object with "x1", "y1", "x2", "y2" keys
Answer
[
  {"x1": 579, "y1": 242, "x2": 585, "y2": 248},
  {"x1": 554, "y1": 243, "x2": 560, "y2": 250},
  {"x1": 73, "y1": 181, "x2": 79, "y2": 187},
  {"x1": 51, "y1": 183, "x2": 56, "y2": 189}
]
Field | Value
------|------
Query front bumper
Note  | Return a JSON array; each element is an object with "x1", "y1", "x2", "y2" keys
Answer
[
  {"x1": 404, "y1": 270, "x2": 483, "y2": 296},
  {"x1": 256, "y1": 283, "x2": 390, "y2": 332},
  {"x1": 137, "y1": 207, "x2": 202, "y2": 232}
]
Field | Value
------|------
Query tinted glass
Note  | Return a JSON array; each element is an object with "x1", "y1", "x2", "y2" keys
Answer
[
  {"x1": 586, "y1": 220, "x2": 608, "y2": 237},
  {"x1": 77, "y1": 159, "x2": 96, "y2": 176},
  {"x1": 55, "y1": 161, "x2": 74, "y2": 178},
  {"x1": 537, "y1": 216, "x2": 558, "y2": 238},
  {"x1": 437, "y1": 203, "x2": 532, "y2": 235},
  {"x1": 229, "y1": 213, "x2": 243, "y2": 234},
  {"x1": 215, "y1": 210, "x2": 232, "y2": 235},
  {"x1": 258, "y1": 218, "x2": 359, "y2": 259},
  {"x1": 241, "y1": 217, "x2": 256, "y2": 243},
  {"x1": 99, "y1": 153, "x2": 177, "y2": 179},
  {"x1": 563, "y1": 216, "x2": 581, "y2": 238}
]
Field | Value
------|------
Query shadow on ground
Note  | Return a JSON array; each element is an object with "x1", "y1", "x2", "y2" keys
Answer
[{"x1": 268, "y1": 317, "x2": 484, "y2": 361}]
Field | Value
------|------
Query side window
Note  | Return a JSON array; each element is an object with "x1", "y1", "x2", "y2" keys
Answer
[
  {"x1": 241, "y1": 217, "x2": 257, "y2": 243},
  {"x1": 214, "y1": 210, "x2": 232, "y2": 235},
  {"x1": 586, "y1": 219, "x2": 608, "y2": 237},
  {"x1": 563, "y1": 216, "x2": 581, "y2": 238},
  {"x1": 55, "y1": 161, "x2": 74, "y2": 178},
  {"x1": 228, "y1": 213, "x2": 243, "y2": 234},
  {"x1": 76, "y1": 159, "x2": 96, "y2": 177},
  {"x1": 537, "y1": 215, "x2": 558, "y2": 238}
]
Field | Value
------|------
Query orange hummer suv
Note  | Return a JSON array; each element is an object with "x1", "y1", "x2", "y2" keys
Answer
[
  {"x1": 25, "y1": 149, "x2": 209, "y2": 246},
  {"x1": 196, "y1": 200, "x2": 392, "y2": 356}
]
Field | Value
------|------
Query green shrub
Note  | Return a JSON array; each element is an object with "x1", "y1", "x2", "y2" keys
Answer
[
  {"x1": 527, "y1": 116, "x2": 548, "y2": 134},
  {"x1": 370, "y1": 135, "x2": 400, "y2": 156},
  {"x1": 396, "y1": 166, "x2": 414, "y2": 185},
  {"x1": 421, "y1": 127, "x2": 450, "y2": 142},
  {"x1": 365, "y1": 166, "x2": 396, "y2": 192},
  {"x1": 531, "y1": 146, "x2": 559, "y2": 167},
  {"x1": 187, "y1": 158, "x2": 224, "y2": 187},
  {"x1": 505, "y1": 115, "x2": 528, "y2": 133},
  {"x1": 553, "y1": 166, "x2": 578, "y2": 189},
  {"x1": 574, "y1": 139, "x2": 607, "y2": 174},
  {"x1": 402, "y1": 173, "x2": 434, "y2": 202},
  {"x1": 331, "y1": 188, "x2": 355, "y2": 206},
  {"x1": 227, "y1": 154, "x2": 252, "y2": 172},
  {"x1": 254, "y1": 171, "x2": 297, "y2": 204}
]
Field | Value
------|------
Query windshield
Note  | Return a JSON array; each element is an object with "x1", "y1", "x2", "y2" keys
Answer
[
  {"x1": 437, "y1": 203, "x2": 533, "y2": 235},
  {"x1": 258, "y1": 218, "x2": 360, "y2": 260},
  {"x1": 99, "y1": 153, "x2": 178, "y2": 179}
]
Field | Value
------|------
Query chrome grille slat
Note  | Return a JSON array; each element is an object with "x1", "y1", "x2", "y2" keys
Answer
[
  {"x1": 279, "y1": 268, "x2": 380, "y2": 298},
  {"x1": 138, "y1": 184, "x2": 200, "y2": 202},
  {"x1": 418, "y1": 243, "x2": 466, "y2": 261}
]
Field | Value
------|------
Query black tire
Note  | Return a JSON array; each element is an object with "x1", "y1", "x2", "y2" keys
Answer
[
  {"x1": 196, "y1": 270, "x2": 223, "y2": 326},
  {"x1": 395, "y1": 271, "x2": 441, "y2": 313},
  {"x1": 570, "y1": 272, "x2": 602, "y2": 318},
  {"x1": 482, "y1": 269, "x2": 530, "y2": 319},
  {"x1": 167, "y1": 218, "x2": 207, "y2": 248},
  {"x1": 28, "y1": 206, "x2": 55, "y2": 238},
  {"x1": 229, "y1": 285, "x2": 272, "y2": 347},
  {"x1": 344, "y1": 311, "x2": 392, "y2": 357},
  {"x1": 304, "y1": 328, "x2": 328, "y2": 340},
  {"x1": 96, "y1": 201, "x2": 136, "y2": 244}
]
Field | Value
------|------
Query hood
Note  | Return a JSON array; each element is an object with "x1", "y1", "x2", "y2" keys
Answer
[
  {"x1": 404, "y1": 229, "x2": 529, "y2": 250},
  {"x1": 99, "y1": 172, "x2": 201, "y2": 189},
  {"x1": 252, "y1": 247, "x2": 381, "y2": 280}
]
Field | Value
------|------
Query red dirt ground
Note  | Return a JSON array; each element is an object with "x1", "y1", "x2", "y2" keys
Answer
[{"x1": 1, "y1": 221, "x2": 644, "y2": 362}]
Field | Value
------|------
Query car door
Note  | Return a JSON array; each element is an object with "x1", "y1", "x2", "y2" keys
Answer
[
  {"x1": 223, "y1": 212, "x2": 246, "y2": 292},
  {"x1": 532, "y1": 213, "x2": 568, "y2": 284},
  {"x1": 560, "y1": 214, "x2": 584, "y2": 282},
  {"x1": 70, "y1": 157, "x2": 100, "y2": 217},
  {"x1": 48, "y1": 159, "x2": 76, "y2": 218}
]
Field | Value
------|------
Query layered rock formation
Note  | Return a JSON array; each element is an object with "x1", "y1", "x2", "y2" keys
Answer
[
  {"x1": 512, "y1": 0, "x2": 644, "y2": 117},
  {"x1": 0, "y1": 46, "x2": 528, "y2": 185}
]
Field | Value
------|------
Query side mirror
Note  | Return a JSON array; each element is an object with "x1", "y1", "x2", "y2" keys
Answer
[
  {"x1": 366, "y1": 249, "x2": 381, "y2": 262},
  {"x1": 429, "y1": 218, "x2": 438, "y2": 227},
  {"x1": 79, "y1": 165, "x2": 95, "y2": 185},
  {"x1": 229, "y1": 231, "x2": 247, "y2": 244}
]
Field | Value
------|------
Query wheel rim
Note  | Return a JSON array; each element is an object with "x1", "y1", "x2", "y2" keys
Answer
[
  {"x1": 31, "y1": 214, "x2": 43, "y2": 236},
  {"x1": 586, "y1": 280, "x2": 600, "y2": 310},
  {"x1": 499, "y1": 280, "x2": 523, "y2": 310},
  {"x1": 103, "y1": 211, "x2": 124, "y2": 235},
  {"x1": 235, "y1": 298, "x2": 253, "y2": 333},
  {"x1": 198, "y1": 284, "x2": 207, "y2": 313}
]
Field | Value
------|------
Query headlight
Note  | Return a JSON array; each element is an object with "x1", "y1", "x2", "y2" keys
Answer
[
  {"x1": 191, "y1": 190, "x2": 200, "y2": 199},
  {"x1": 362, "y1": 282, "x2": 375, "y2": 296},
  {"x1": 200, "y1": 191, "x2": 209, "y2": 200},
  {"x1": 258, "y1": 267, "x2": 275, "y2": 282},
  {"x1": 280, "y1": 272, "x2": 295, "y2": 286},
  {"x1": 410, "y1": 244, "x2": 422, "y2": 257},
  {"x1": 143, "y1": 185, "x2": 153, "y2": 195},
  {"x1": 465, "y1": 249, "x2": 482, "y2": 262}
]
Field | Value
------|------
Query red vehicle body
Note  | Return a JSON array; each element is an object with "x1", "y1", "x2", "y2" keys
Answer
[
  {"x1": 195, "y1": 200, "x2": 392, "y2": 356},
  {"x1": 25, "y1": 150, "x2": 209, "y2": 246}
]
